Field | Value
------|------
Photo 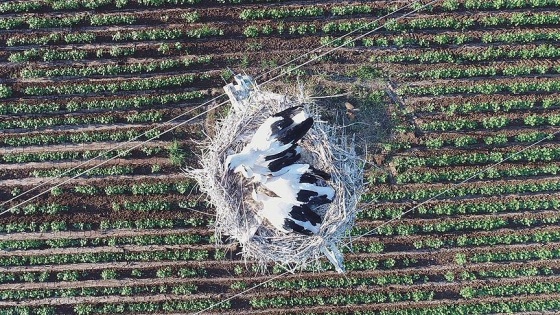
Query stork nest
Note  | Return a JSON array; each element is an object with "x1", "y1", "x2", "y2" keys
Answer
[{"x1": 186, "y1": 88, "x2": 364, "y2": 273}]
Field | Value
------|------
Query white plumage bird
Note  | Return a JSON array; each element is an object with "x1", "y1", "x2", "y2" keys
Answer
[
  {"x1": 261, "y1": 164, "x2": 335, "y2": 206},
  {"x1": 252, "y1": 189, "x2": 321, "y2": 235},
  {"x1": 226, "y1": 106, "x2": 312, "y2": 181}
]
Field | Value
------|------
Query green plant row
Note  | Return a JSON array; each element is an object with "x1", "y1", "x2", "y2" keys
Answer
[
  {"x1": 0, "y1": 114, "x2": 116, "y2": 130},
  {"x1": 0, "y1": 233, "x2": 208, "y2": 251},
  {"x1": 111, "y1": 25, "x2": 223, "y2": 42},
  {"x1": 0, "y1": 90, "x2": 203, "y2": 115},
  {"x1": 417, "y1": 97, "x2": 560, "y2": 115},
  {"x1": 373, "y1": 44, "x2": 560, "y2": 64},
  {"x1": 1, "y1": 283, "x2": 197, "y2": 301},
  {"x1": 0, "y1": 12, "x2": 136, "y2": 30},
  {"x1": 30, "y1": 165, "x2": 135, "y2": 178},
  {"x1": 8, "y1": 46, "x2": 135, "y2": 63},
  {"x1": 0, "y1": 217, "x2": 207, "y2": 234},
  {"x1": 364, "y1": 197, "x2": 560, "y2": 222},
  {"x1": 0, "y1": 247, "x2": 209, "y2": 267},
  {"x1": 421, "y1": 112, "x2": 560, "y2": 132},
  {"x1": 250, "y1": 290, "x2": 434, "y2": 308},
  {"x1": 0, "y1": 265, "x2": 206, "y2": 285},
  {"x1": 415, "y1": 228, "x2": 560, "y2": 249},
  {"x1": 402, "y1": 79, "x2": 560, "y2": 97},
  {"x1": 0, "y1": 146, "x2": 163, "y2": 164},
  {"x1": 7, "y1": 203, "x2": 68, "y2": 215},
  {"x1": 73, "y1": 181, "x2": 195, "y2": 196},
  {"x1": 263, "y1": 273, "x2": 423, "y2": 291},
  {"x1": 367, "y1": 178, "x2": 560, "y2": 202},
  {"x1": 23, "y1": 73, "x2": 206, "y2": 96},
  {"x1": 422, "y1": 131, "x2": 555, "y2": 151},
  {"x1": 408, "y1": 62, "x2": 560, "y2": 81},
  {"x1": 469, "y1": 247, "x2": 560, "y2": 263},
  {"x1": 0, "y1": 128, "x2": 159, "y2": 147},
  {"x1": 19, "y1": 56, "x2": 211, "y2": 78},
  {"x1": 73, "y1": 298, "x2": 229, "y2": 315},
  {"x1": 461, "y1": 281, "x2": 560, "y2": 299},
  {"x1": 396, "y1": 163, "x2": 560, "y2": 184},
  {"x1": 393, "y1": 146, "x2": 560, "y2": 172}
]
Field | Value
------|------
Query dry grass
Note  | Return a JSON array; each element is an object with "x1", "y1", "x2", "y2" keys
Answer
[{"x1": 186, "y1": 85, "x2": 364, "y2": 273}]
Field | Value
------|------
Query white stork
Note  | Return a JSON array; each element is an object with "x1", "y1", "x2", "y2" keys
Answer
[
  {"x1": 252, "y1": 189, "x2": 322, "y2": 236},
  {"x1": 226, "y1": 106, "x2": 312, "y2": 180},
  {"x1": 261, "y1": 164, "x2": 335, "y2": 206}
]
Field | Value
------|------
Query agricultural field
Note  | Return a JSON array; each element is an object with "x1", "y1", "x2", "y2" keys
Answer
[{"x1": 3, "y1": 0, "x2": 560, "y2": 314}]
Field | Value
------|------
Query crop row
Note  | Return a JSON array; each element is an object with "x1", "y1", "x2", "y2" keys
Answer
[
  {"x1": 0, "y1": 128, "x2": 162, "y2": 147},
  {"x1": 1, "y1": 283, "x2": 197, "y2": 301},
  {"x1": 356, "y1": 29, "x2": 560, "y2": 50},
  {"x1": 2, "y1": 110, "x2": 171, "y2": 130},
  {"x1": 406, "y1": 62, "x2": 560, "y2": 81},
  {"x1": 420, "y1": 112, "x2": 560, "y2": 132},
  {"x1": 0, "y1": 247, "x2": 210, "y2": 266},
  {"x1": 446, "y1": 266, "x2": 554, "y2": 283},
  {"x1": 0, "y1": 90, "x2": 204, "y2": 115},
  {"x1": 366, "y1": 178, "x2": 560, "y2": 202},
  {"x1": 0, "y1": 146, "x2": 163, "y2": 164},
  {"x1": 393, "y1": 146, "x2": 560, "y2": 172},
  {"x1": 22, "y1": 73, "x2": 208, "y2": 96},
  {"x1": 372, "y1": 216, "x2": 535, "y2": 237},
  {"x1": 262, "y1": 274, "x2": 424, "y2": 292},
  {"x1": 250, "y1": 290, "x2": 434, "y2": 308},
  {"x1": 29, "y1": 165, "x2": 136, "y2": 178},
  {"x1": 396, "y1": 163, "x2": 560, "y2": 184},
  {"x1": 74, "y1": 298, "x2": 230, "y2": 315},
  {"x1": 0, "y1": 232, "x2": 208, "y2": 251},
  {"x1": 414, "y1": 228, "x2": 560, "y2": 249},
  {"x1": 0, "y1": 12, "x2": 137, "y2": 30},
  {"x1": 402, "y1": 79, "x2": 560, "y2": 97},
  {"x1": 364, "y1": 197, "x2": 560, "y2": 221},
  {"x1": 415, "y1": 97, "x2": 560, "y2": 115},
  {"x1": 7, "y1": 25, "x2": 223, "y2": 47},
  {"x1": 19, "y1": 55, "x2": 212, "y2": 78},
  {"x1": 0, "y1": 217, "x2": 209, "y2": 234},
  {"x1": 468, "y1": 247, "x2": 560, "y2": 264},
  {"x1": 461, "y1": 280, "x2": 560, "y2": 299},
  {"x1": 73, "y1": 181, "x2": 196, "y2": 196},
  {"x1": 0, "y1": 266, "x2": 207, "y2": 285},
  {"x1": 420, "y1": 131, "x2": 556, "y2": 151},
  {"x1": 373, "y1": 44, "x2": 560, "y2": 64},
  {"x1": 8, "y1": 46, "x2": 135, "y2": 63}
]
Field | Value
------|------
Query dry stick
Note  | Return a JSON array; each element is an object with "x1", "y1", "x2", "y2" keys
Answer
[{"x1": 0, "y1": 99, "x2": 231, "y2": 217}]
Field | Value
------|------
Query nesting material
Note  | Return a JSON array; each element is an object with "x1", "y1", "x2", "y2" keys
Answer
[{"x1": 187, "y1": 77, "x2": 364, "y2": 273}]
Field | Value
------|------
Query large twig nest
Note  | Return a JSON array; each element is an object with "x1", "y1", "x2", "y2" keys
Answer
[{"x1": 187, "y1": 84, "x2": 364, "y2": 273}]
